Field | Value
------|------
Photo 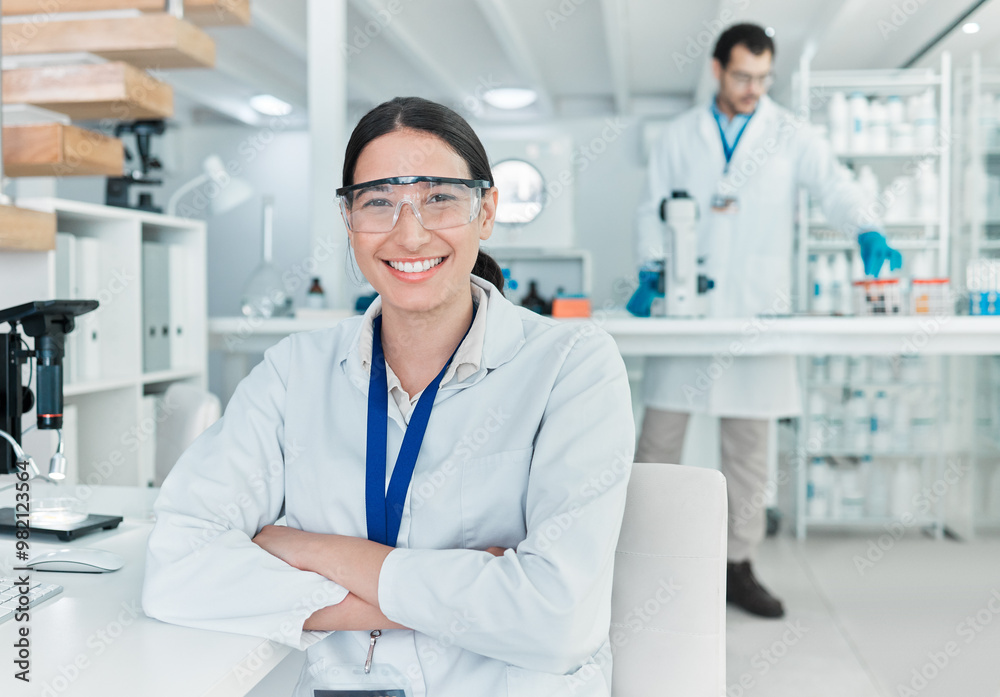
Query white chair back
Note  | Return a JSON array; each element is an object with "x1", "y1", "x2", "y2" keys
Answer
[
  {"x1": 154, "y1": 383, "x2": 220, "y2": 486},
  {"x1": 611, "y1": 462, "x2": 727, "y2": 696}
]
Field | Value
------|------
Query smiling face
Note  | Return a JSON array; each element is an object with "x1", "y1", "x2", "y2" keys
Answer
[{"x1": 346, "y1": 128, "x2": 497, "y2": 319}]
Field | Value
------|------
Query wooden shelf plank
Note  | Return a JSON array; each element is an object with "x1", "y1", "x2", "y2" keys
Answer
[
  {"x1": 3, "y1": 62, "x2": 173, "y2": 121},
  {"x1": 2, "y1": 123, "x2": 123, "y2": 177},
  {"x1": 1, "y1": 0, "x2": 250, "y2": 27},
  {"x1": 1, "y1": 15, "x2": 215, "y2": 69},
  {"x1": 0, "y1": 205, "x2": 57, "y2": 251}
]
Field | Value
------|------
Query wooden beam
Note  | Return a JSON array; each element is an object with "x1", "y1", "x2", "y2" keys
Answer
[
  {"x1": 2, "y1": 123, "x2": 123, "y2": 177},
  {"x1": 1, "y1": 0, "x2": 250, "y2": 27},
  {"x1": 3, "y1": 62, "x2": 173, "y2": 120},
  {"x1": 1, "y1": 15, "x2": 216, "y2": 70},
  {"x1": 0, "y1": 205, "x2": 56, "y2": 251}
]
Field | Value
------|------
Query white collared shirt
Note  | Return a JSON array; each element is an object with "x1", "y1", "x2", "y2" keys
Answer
[{"x1": 359, "y1": 282, "x2": 489, "y2": 422}]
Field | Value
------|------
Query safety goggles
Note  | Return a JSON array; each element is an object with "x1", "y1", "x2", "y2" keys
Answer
[
  {"x1": 727, "y1": 70, "x2": 774, "y2": 89},
  {"x1": 336, "y1": 176, "x2": 492, "y2": 233}
]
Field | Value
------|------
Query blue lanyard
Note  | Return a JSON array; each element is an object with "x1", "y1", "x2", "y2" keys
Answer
[
  {"x1": 712, "y1": 109, "x2": 753, "y2": 171},
  {"x1": 365, "y1": 306, "x2": 476, "y2": 547}
]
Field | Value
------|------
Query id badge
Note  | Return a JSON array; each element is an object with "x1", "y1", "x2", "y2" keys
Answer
[
  {"x1": 294, "y1": 660, "x2": 413, "y2": 697},
  {"x1": 710, "y1": 194, "x2": 739, "y2": 213}
]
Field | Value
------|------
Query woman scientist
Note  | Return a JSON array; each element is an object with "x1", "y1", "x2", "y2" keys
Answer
[{"x1": 143, "y1": 97, "x2": 635, "y2": 697}]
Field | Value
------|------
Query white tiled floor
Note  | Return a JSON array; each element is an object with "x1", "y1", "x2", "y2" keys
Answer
[{"x1": 731, "y1": 530, "x2": 1000, "y2": 697}]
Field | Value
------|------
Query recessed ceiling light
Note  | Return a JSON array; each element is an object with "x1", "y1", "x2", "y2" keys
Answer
[
  {"x1": 483, "y1": 88, "x2": 538, "y2": 110},
  {"x1": 765, "y1": 26, "x2": 775, "y2": 37},
  {"x1": 962, "y1": 22, "x2": 980, "y2": 34},
  {"x1": 250, "y1": 94, "x2": 293, "y2": 116}
]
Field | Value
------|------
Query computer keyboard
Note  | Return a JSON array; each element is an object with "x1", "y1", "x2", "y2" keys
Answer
[{"x1": 0, "y1": 577, "x2": 63, "y2": 624}]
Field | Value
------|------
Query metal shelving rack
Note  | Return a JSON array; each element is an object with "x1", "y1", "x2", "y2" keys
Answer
[{"x1": 793, "y1": 52, "x2": 952, "y2": 313}]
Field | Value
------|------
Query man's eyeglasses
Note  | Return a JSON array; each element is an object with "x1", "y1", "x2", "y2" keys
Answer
[
  {"x1": 336, "y1": 176, "x2": 492, "y2": 233},
  {"x1": 727, "y1": 70, "x2": 775, "y2": 89}
]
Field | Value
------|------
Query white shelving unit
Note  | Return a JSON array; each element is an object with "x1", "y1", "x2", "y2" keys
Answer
[
  {"x1": 794, "y1": 53, "x2": 953, "y2": 313},
  {"x1": 789, "y1": 55, "x2": 953, "y2": 539},
  {"x1": 0, "y1": 198, "x2": 207, "y2": 488}
]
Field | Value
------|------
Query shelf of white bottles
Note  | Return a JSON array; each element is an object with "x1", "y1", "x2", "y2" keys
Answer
[
  {"x1": 791, "y1": 54, "x2": 952, "y2": 539},
  {"x1": 793, "y1": 51, "x2": 952, "y2": 314}
]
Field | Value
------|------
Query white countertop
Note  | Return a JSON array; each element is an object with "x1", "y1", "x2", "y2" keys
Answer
[
  {"x1": 210, "y1": 313, "x2": 1000, "y2": 356},
  {"x1": 0, "y1": 486, "x2": 291, "y2": 697}
]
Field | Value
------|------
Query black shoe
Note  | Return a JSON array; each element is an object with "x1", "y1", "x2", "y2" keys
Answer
[{"x1": 727, "y1": 560, "x2": 785, "y2": 618}]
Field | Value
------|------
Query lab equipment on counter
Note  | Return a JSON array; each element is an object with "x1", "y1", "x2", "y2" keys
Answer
[
  {"x1": 967, "y1": 258, "x2": 1000, "y2": 315},
  {"x1": 551, "y1": 295, "x2": 591, "y2": 318},
  {"x1": 854, "y1": 278, "x2": 904, "y2": 315},
  {"x1": 241, "y1": 196, "x2": 291, "y2": 319},
  {"x1": 305, "y1": 278, "x2": 327, "y2": 309},
  {"x1": 911, "y1": 279, "x2": 951, "y2": 315},
  {"x1": 660, "y1": 190, "x2": 714, "y2": 317},
  {"x1": 520, "y1": 280, "x2": 547, "y2": 315},
  {"x1": 0, "y1": 301, "x2": 124, "y2": 540}
]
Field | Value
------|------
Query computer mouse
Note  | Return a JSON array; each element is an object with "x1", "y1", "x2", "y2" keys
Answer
[{"x1": 26, "y1": 548, "x2": 125, "y2": 573}]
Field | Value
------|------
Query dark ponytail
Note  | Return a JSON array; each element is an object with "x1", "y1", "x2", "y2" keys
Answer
[
  {"x1": 472, "y1": 250, "x2": 505, "y2": 293},
  {"x1": 343, "y1": 96, "x2": 504, "y2": 294}
]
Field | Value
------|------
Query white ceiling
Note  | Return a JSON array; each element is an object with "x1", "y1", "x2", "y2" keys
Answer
[{"x1": 167, "y1": 0, "x2": 995, "y2": 127}]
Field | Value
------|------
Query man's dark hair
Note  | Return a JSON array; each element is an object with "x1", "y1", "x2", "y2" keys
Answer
[{"x1": 712, "y1": 24, "x2": 775, "y2": 68}]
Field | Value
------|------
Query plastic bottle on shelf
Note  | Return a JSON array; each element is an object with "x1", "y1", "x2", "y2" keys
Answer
[
  {"x1": 857, "y1": 165, "x2": 880, "y2": 201},
  {"x1": 831, "y1": 253, "x2": 852, "y2": 315},
  {"x1": 840, "y1": 462, "x2": 866, "y2": 519},
  {"x1": 909, "y1": 392, "x2": 937, "y2": 451},
  {"x1": 866, "y1": 457, "x2": 889, "y2": 517},
  {"x1": 872, "y1": 390, "x2": 893, "y2": 452},
  {"x1": 827, "y1": 396, "x2": 845, "y2": 451},
  {"x1": 807, "y1": 390, "x2": 828, "y2": 447},
  {"x1": 828, "y1": 91, "x2": 849, "y2": 153},
  {"x1": 884, "y1": 175, "x2": 915, "y2": 223},
  {"x1": 886, "y1": 95, "x2": 905, "y2": 127},
  {"x1": 868, "y1": 99, "x2": 890, "y2": 153},
  {"x1": 890, "y1": 459, "x2": 921, "y2": 518},
  {"x1": 828, "y1": 355, "x2": 848, "y2": 383},
  {"x1": 871, "y1": 356, "x2": 894, "y2": 383},
  {"x1": 812, "y1": 254, "x2": 833, "y2": 315},
  {"x1": 913, "y1": 89, "x2": 938, "y2": 151},
  {"x1": 305, "y1": 277, "x2": 326, "y2": 309},
  {"x1": 893, "y1": 393, "x2": 910, "y2": 452},
  {"x1": 848, "y1": 389, "x2": 870, "y2": 454},
  {"x1": 849, "y1": 355, "x2": 870, "y2": 383},
  {"x1": 916, "y1": 163, "x2": 939, "y2": 222},
  {"x1": 807, "y1": 457, "x2": 831, "y2": 518},
  {"x1": 809, "y1": 355, "x2": 829, "y2": 383},
  {"x1": 829, "y1": 464, "x2": 845, "y2": 519},
  {"x1": 848, "y1": 92, "x2": 870, "y2": 153}
]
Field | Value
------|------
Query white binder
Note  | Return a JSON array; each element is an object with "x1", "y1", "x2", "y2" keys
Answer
[
  {"x1": 74, "y1": 236, "x2": 102, "y2": 382},
  {"x1": 142, "y1": 242, "x2": 172, "y2": 372},
  {"x1": 168, "y1": 245, "x2": 190, "y2": 369}
]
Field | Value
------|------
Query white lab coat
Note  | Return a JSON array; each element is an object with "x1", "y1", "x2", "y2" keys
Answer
[
  {"x1": 636, "y1": 95, "x2": 876, "y2": 417},
  {"x1": 142, "y1": 276, "x2": 635, "y2": 697}
]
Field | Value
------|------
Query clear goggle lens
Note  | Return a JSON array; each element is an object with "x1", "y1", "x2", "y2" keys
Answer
[{"x1": 337, "y1": 176, "x2": 491, "y2": 233}]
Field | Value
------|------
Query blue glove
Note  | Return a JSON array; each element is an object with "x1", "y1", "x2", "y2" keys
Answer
[
  {"x1": 626, "y1": 263, "x2": 664, "y2": 317},
  {"x1": 857, "y1": 231, "x2": 902, "y2": 277}
]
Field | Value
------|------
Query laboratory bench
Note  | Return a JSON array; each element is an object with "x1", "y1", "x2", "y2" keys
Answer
[{"x1": 0, "y1": 484, "x2": 292, "y2": 697}]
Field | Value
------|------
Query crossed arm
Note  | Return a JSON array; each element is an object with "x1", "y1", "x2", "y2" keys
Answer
[{"x1": 252, "y1": 525, "x2": 504, "y2": 631}]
